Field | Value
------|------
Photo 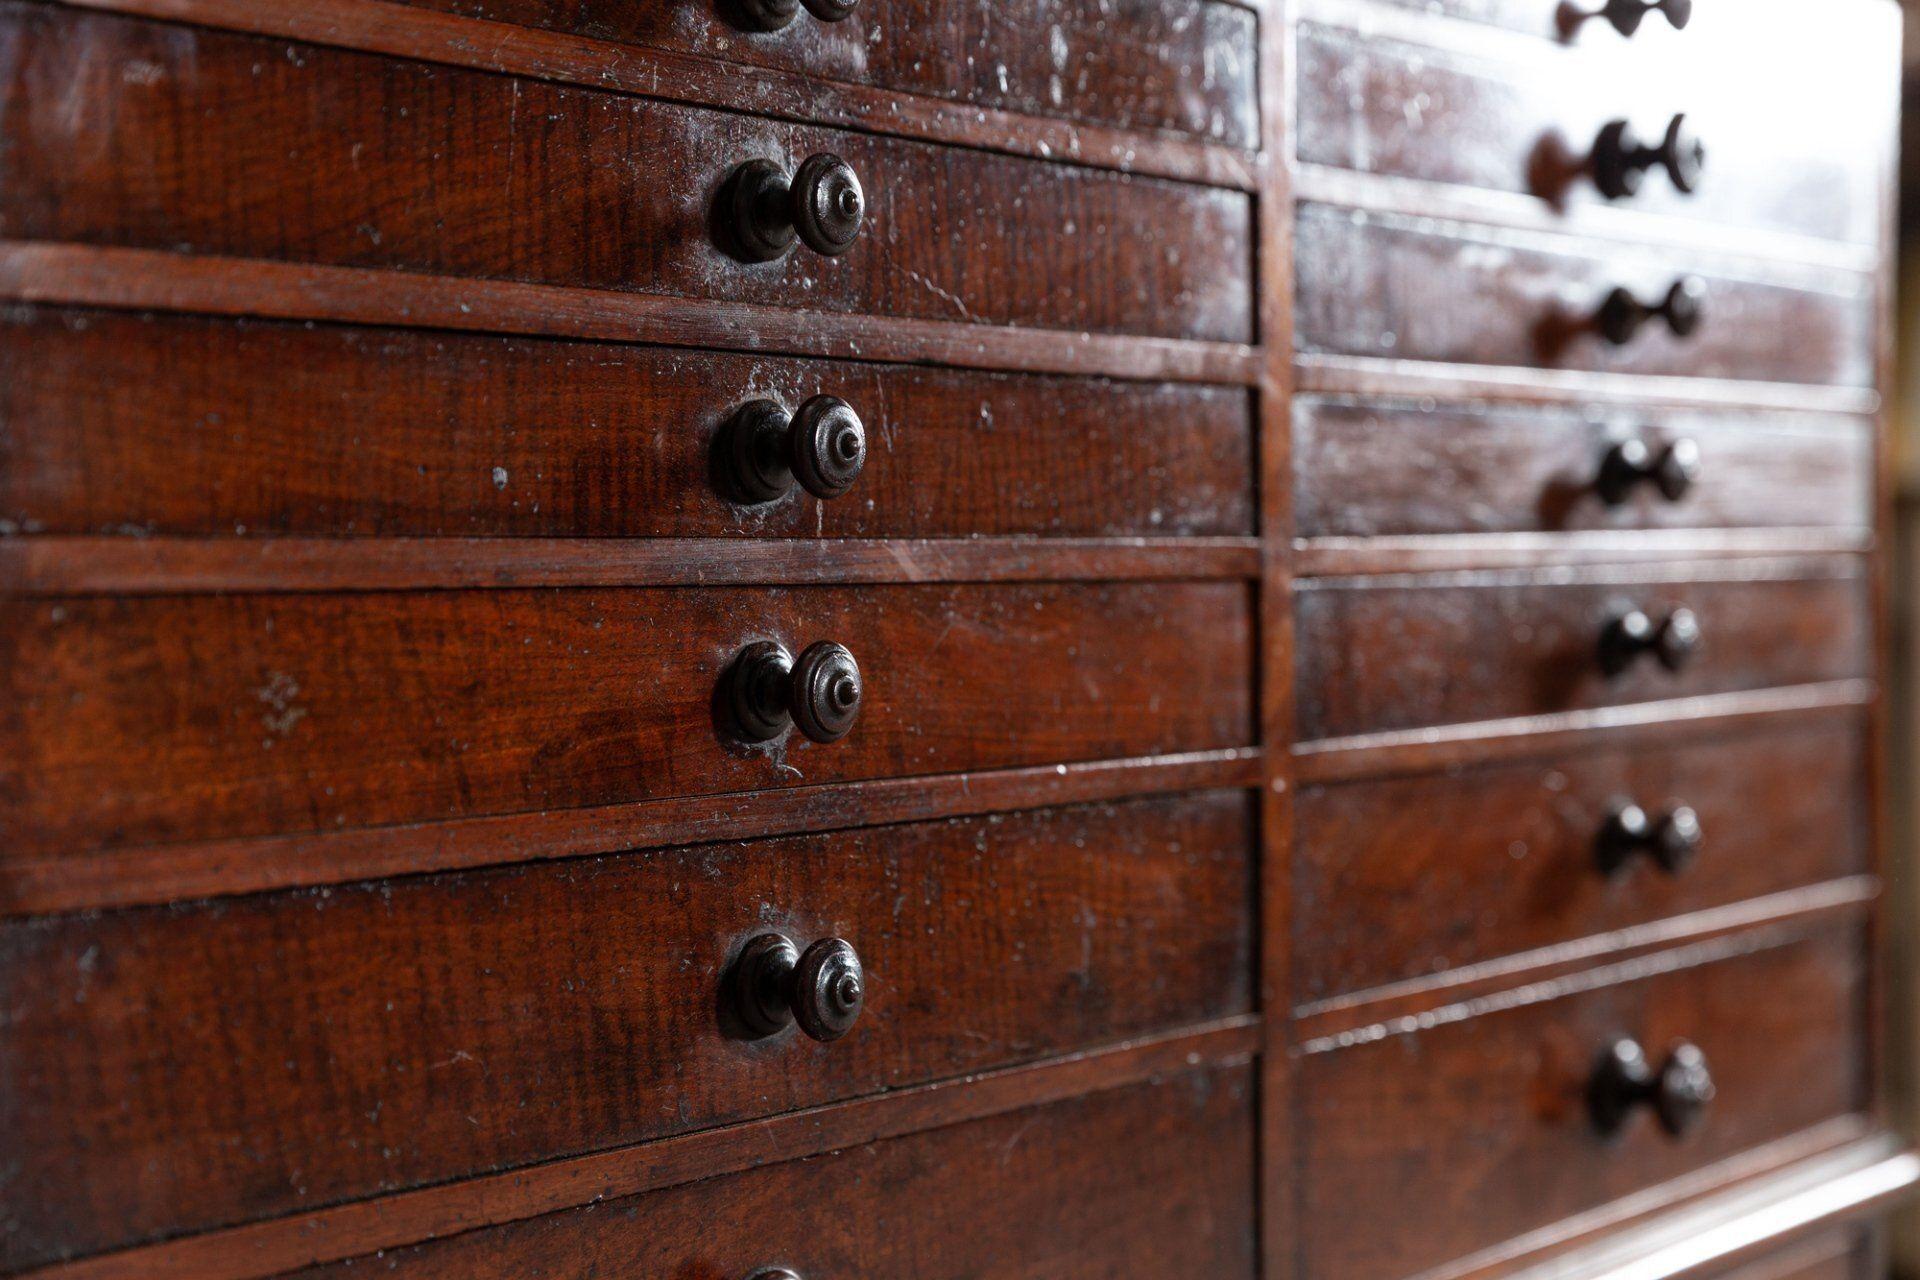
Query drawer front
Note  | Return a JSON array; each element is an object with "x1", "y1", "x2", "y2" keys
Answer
[
  {"x1": 1294, "y1": 720, "x2": 1868, "y2": 1004},
  {"x1": 0, "y1": 792, "x2": 1252, "y2": 1268},
  {"x1": 0, "y1": 5, "x2": 1254, "y2": 343},
  {"x1": 291, "y1": 1066, "x2": 1257, "y2": 1280},
  {"x1": 393, "y1": 0, "x2": 1260, "y2": 150},
  {"x1": 1295, "y1": 567, "x2": 1867, "y2": 742},
  {"x1": 1295, "y1": 205, "x2": 1874, "y2": 387},
  {"x1": 1300, "y1": 928, "x2": 1868, "y2": 1280},
  {"x1": 0, "y1": 582, "x2": 1254, "y2": 858},
  {"x1": 1293, "y1": 397, "x2": 1872, "y2": 540},
  {"x1": 1297, "y1": 15, "x2": 1883, "y2": 246},
  {"x1": 0, "y1": 308, "x2": 1255, "y2": 539}
]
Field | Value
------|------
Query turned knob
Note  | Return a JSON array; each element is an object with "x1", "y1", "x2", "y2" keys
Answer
[
  {"x1": 722, "y1": 640, "x2": 864, "y2": 744},
  {"x1": 1600, "y1": 606, "x2": 1701, "y2": 675},
  {"x1": 1594, "y1": 114, "x2": 1705, "y2": 200},
  {"x1": 719, "y1": 396, "x2": 868, "y2": 504},
  {"x1": 731, "y1": 933, "x2": 866, "y2": 1042},
  {"x1": 722, "y1": 153, "x2": 866, "y2": 262},
  {"x1": 1597, "y1": 0, "x2": 1692, "y2": 36},
  {"x1": 1590, "y1": 1039, "x2": 1715, "y2": 1136},
  {"x1": 1599, "y1": 278, "x2": 1706, "y2": 345},
  {"x1": 1597, "y1": 437, "x2": 1701, "y2": 505},
  {"x1": 1598, "y1": 801, "x2": 1704, "y2": 874},
  {"x1": 734, "y1": 0, "x2": 855, "y2": 30}
]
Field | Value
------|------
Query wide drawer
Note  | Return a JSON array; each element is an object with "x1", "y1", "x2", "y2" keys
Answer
[
  {"x1": 0, "y1": 4, "x2": 1254, "y2": 343},
  {"x1": 0, "y1": 791, "x2": 1252, "y2": 1269},
  {"x1": 1295, "y1": 205, "x2": 1875, "y2": 387},
  {"x1": 1295, "y1": 564, "x2": 1868, "y2": 743},
  {"x1": 1300, "y1": 926, "x2": 1869, "y2": 1280},
  {"x1": 288, "y1": 1065, "x2": 1257, "y2": 1280},
  {"x1": 0, "y1": 582, "x2": 1254, "y2": 858},
  {"x1": 1293, "y1": 397, "x2": 1872, "y2": 540},
  {"x1": 394, "y1": 0, "x2": 1260, "y2": 150},
  {"x1": 1294, "y1": 719, "x2": 1868, "y2": 1005},
  {"x1": 0, "y1": 307, "x2": 1255, "y2": 539},
  {"x1": 1296, "y1": 9, "x2": 1886, "y2": 246}
]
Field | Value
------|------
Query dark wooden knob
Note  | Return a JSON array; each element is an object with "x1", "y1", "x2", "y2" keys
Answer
[
  {"x1": 749, "y1": 1271, "x2": 804, "y2": 1280},
  {"x1": 1600, "y1": 606, "x2": 1701, "y2": 675},
  {"x1": 1599, "y1": 277, "x2": 1706, "y2": 345},
  {"x1": 1591, "y1": 1039, "x2": 1715, "y2": 1136},
  {"x1": 1597, "y1": 437, "x2": 1701, "y2": 505},
  {"x1": 721, "y1": 640, "x2": 863, "y2": 744},
  {"x1": 718, "y1": 396, "x2": 868, "y2": 504},
  {"x1": 1598, "y1": 0, "x2": 1692, "y2": 35},
  {"x1": 800, "y1": 0, "x2": 859, "y2": 19},
  {"x1": 730, "y1": 933, "x2": 866, "y2": 1042},
  {"x1": 720, "y1": 154, "x2": 865, "y2": 262},
  {"x1": 1598, "y1": 801, "x2": 1704, "y2": 874},
  {"x1": 1594, "y1": 115, "x2": 1705, "y2": 199},
  {"x1": 733, "y1": 0, "x2": 801, "y2": 30}
]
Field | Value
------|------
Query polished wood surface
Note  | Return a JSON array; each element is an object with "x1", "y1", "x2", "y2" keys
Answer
[
  {"x1": 0, "y1": 4, "x2": 1255, "y2": 342},
  {"x1": 0, "y1": 307, "x2": 1254, "y2": 540},
  {"x1": 2, "y1": 582, "x2": 1253, "y2": 860},
  {"x1": 0, "y1": 792, "x2": 1252, "y2": 1269}
]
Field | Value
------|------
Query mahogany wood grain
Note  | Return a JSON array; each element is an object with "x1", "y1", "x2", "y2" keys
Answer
[
  {"x1": 1294, "y1": 13, "x2": 1883, "y2": 245},
  {"x1": 1294, "y1": 205, "x2": 1875, "y2": 388},
  {"x1": 1295, "y1": 532, "x2": 1874, "y2": 578},
  {"x1": 283, "y1": 1066, "x2": 1258, "y2": 1280},
  {"x1": 1298, "y1": 926, "x2": 1868, "y2": 1280},
  {"x1": 1294, "y1": 564, "x2": 1869, "y2": 743},
  {"x1": 387, "y1": 0, "x2": 1261, "y2": 149},
  {"x1": 54, "y1": 0, "x2": 1258, "y2": 189},
  {"x1": 0, "y1": 307, "x2": 1252, "y2": 541},
  {"x1": 0, "y1": 582, "x2": 1254, "y2": 860},
  {"x1": 1293, "y1": 720, "x2": 1868, "y2": 1005},
  {"x1": 0, "y1": 5, "x2": 1255, "y2": 343},
  {"x1": 0, "y1": 791, "x2": 1252, "y2": 1270},
  {"x1": 1293, "y1": 397, "x2": 1872, "y2": 539}
]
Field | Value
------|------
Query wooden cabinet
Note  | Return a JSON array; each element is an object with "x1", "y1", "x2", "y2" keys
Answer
[{"x1": 0, "y1": 0, "x2": 1906, "y2": 1278}]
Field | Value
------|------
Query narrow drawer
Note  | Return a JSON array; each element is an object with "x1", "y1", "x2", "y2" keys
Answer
[
  {"x1": 1710, "y1": 1231, "x2": 1873, "y2": 1280},
  {"x1": 1297, "y1": 11, "x2": 1885, "y2": 246},
  {"x1": 1293, "y1": 398, "x2": 1872, "y2": 540},
  {"x1": 1294, "y1": 719, "x2": 1868, "y2": 1005},
  {"x1": 0, "y1": 582, "x2": 1254, "y2": 859},
  {"x1": 0, "y1": 791, "x2": 1252, "y2": 1268},
  {"x1": 1295, "y1": 564, "x2": 1867, "y2": 742},
  {"x1": 392, "y1": 0, "x2": 1261, "y2": 150},
  {"x1": 1295, "y1": 205, "x2": 1874, "y2": 387},
  {"x1": 1300, "y1": 927, "x2": 1869, "y2": 1280},
  {"x1": 290, "y1": 1067, "x2": 1258, "y2": 1280},
  {"x1": 0, "y1": 5, "x2": 1254, "y2": 343},
  {"x1": 0, "y1": 308, "x2": 1255, "y2": 539}
]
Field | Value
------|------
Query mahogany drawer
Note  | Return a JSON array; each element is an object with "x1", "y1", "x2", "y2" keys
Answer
[
  {"x1": 392, "y1": 0, "x2": 1260, "y2": 151},
  {"x1": 0, "y1": 791, "x2": 1252, "y2": 1269},
  {"x1": 1296, "y1": 9, "x2": 1885, "y2": 246},
  {"x1": 1300, "y1": 927, "x2": 1869, "y2": 1280},
  {"x1": 0, "y1": 582, "x2": 1254, "y2": 859},
  {"x1": 0, "y1": 307, "x2": 1255, "y2": 539},
  {"x1": 1708, "y1": 1231, "x2": 1873, "y2": 1280},
  {"x1": 1294, "y1": 719, "x2": 1868, "y2": 1005},
  {"x1": 1293, "y1": 397, "x2": 1873, "y2": 540},
  {"x1": 0, "y1": 5, "x2": 1254, "y2": 344},
  {"x1": 1295, "y1": 204, "x2": 1875, "y2": 387},
  {"x1": 1294, "y1": 564, "x2": 1868, "y2": 743},
  {"x1": 288, "y1": 1066, "x2": 1257, "y2": 1280}
]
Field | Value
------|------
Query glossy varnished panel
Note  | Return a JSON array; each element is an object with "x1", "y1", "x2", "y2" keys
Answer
[
  {"x1": 1299, "y1": 928, "x2": 1868, "y2": 1280},
  {"x1": 1294, "y1": 566, "x2": 1868, "y2": 742},
  {"x1": 1293, "y1": 397, "x2": 1873, "y2": 539},
  {"x1": 393, "y1": 0, "x2": 1260, "y2": 149},
  {"x1": 0, "y1": 4, "x2": 1254, "y2": 342},
  {"x1": 0, "y1": 582, "x2": 1254, "y2": 859},
  {"x1": 1293, "y1": 719, "x2": 1868, "y2": 1004},
  {"x1": 0, "y1": 792, "x2": 1252, "y2": 1270},
  {"x1": 1296, "y1": 15, "x2": 1882, "y2": 245},
  {"x1": 0, "y1": 308, "x2": 1254, "y2": 539},
  {"x1": 1294, "y1": 205, "x2": 1874, "y2": 387},
  {"x1": 286, "y1": 1066, "x2": 1257, "y2": 1280}
]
